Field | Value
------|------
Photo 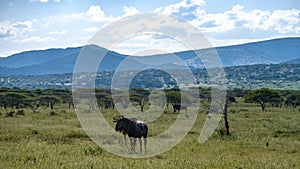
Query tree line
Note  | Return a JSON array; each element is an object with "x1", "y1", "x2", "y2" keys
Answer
[
  {"x1": 0, "y1": 87, "x2": 73, "y2": 111},
  {"x1": 1, "y1": 86, "x2": 299, "y2": 137},
  {"x1": 0, "y1": 87, "x2": 299, "y2": 112}
]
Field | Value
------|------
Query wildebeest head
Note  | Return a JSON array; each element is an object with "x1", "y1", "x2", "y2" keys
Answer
[{"x1": 113, "y1": 115, "x2": 127, "y2": 133}]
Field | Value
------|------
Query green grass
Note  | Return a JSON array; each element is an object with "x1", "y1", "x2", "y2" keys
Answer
[{"x1": 0, "y1": 103, "x2": 299, "y2": 169}]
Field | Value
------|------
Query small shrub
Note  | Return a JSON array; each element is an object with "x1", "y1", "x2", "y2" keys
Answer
[
  {"x1": 25, "y1": 156, "x2": 37, "y2": 163},
  {"x1": 244, "y1": 113, "x2": 250, "y2": 118},
  {"x1": 287, "y1": 149, "x2": 297, "y2": 154},
  {"x1": 6, "y1": 111, "x2": 14, "y2": 117},
  {"x1": 60, "y1": 110, "x2": 67, "y2": 113},
  {"x1": 50, "y1": 111, "x2": 56, "y2": 116},
  {"x1": 65, "y1": 131, "x2": 88, "y2": 139},
  {"x1": 229, "y1": 110, "x2": 237, "y2": 114},
  {"x1": 84, "y1": 145, "x2": 103, "y2": 156},
  {"x1": 239, "y1": 108, "x2": 249, "y2": 112},
  {"x1": 31, "y1": 129, "x2": 38, "y2": 135},
  {"x1": 16, "y1": 110, "x2": 25, "y2": 115}
]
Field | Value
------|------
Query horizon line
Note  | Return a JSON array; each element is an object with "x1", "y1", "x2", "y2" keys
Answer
[{"x1": 1, "y1": 36, "x2": 299, "y2": 58}]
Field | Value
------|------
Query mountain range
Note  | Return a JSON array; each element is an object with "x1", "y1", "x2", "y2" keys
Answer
[{"x1": 0, "y1": 37, "x2": 299, "y2": 76}]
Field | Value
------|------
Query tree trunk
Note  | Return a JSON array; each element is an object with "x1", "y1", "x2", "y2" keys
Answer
[
  {"x1": 261, "y1": 103, "x2": 266, "y2": 111},
  {"x1": 50, "y1": 103, "x2": 54, "y2": 110},
  {"x1": 223, "y1": 103, "x2": 230, "y2": 135}
]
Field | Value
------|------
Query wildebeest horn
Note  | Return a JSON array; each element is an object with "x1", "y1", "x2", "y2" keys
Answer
[
  {"x1": 112, "y1": 116, "x2": 119, "y2": 123},
  {"x1": 112, "y1": 115, "x2": 124, "y2": 122}
]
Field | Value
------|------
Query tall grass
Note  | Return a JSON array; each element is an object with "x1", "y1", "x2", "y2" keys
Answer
[{"x1": 0, "y1": 103, "x2": 299, "y2": 168}]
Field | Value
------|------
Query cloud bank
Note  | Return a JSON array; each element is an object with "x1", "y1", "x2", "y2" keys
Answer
[{"x1": 0, "y1": 0, "x2": 299, "y2": 57}]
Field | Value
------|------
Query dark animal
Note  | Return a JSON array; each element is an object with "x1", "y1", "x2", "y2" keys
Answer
[
  {"x1": 113, "y1": 116, "x2": 148, "y2": 152},
  {"x1": 173, "y1": 104, "x2": 187, "y2": 113}
]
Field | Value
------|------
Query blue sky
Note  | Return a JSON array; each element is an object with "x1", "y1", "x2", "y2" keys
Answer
[{"x1": 0, "y1": 0, "x2": 299, "y2": 57}]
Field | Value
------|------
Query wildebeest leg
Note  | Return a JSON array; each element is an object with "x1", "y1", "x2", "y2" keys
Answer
[
  {"x1": 138, "y1": 137, "x2": 142, "y2": 152},
  {"x1": 144, "y1": 137, "x2": 147, "y2": 152},
  {"x1": 132, "y1": 138, "x2": 137, "y2": 151},
  {"x1": 123, "y1": 134, "x2": 127, "y2": 145},
  {"x1": 129, "y1": 137, "x2": 133, "y2": 151}
]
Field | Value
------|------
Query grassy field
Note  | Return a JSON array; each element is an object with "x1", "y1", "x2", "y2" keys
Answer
[{"x1": 0, "y1": 103, "x2": 299, "y2": 169}]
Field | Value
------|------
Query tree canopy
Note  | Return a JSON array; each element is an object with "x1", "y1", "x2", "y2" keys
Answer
[{"x1": 244, "y1": 88, "x2": 281, "y2": 111}]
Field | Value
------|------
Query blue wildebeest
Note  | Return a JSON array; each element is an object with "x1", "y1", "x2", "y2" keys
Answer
[
  {"x1": 113, "y1": 116, "x2": 148, "y2": 152},
  {"x1": 173, "y1": 104, "x2": 187, "y2": 113}
]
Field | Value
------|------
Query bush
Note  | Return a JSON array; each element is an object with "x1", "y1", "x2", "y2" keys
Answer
[
  {"x1": 60, "y1": 110, "x2": 67, "y2": 114},
  {"x1": 229, "y1": 110, "x2": 237, "y2": 114},
  {"x1": 84, "y1": 145, "x2": 103, "y2": 156},
  {"x1": 6, "y1": 111, "x2": 14, "y2": 117},
  {"x1": 239, "y1": 108, "x2": 249, "y2": 112},
  {"x1": 50, "y1": 111, "x2": 56, "y2": 116},
  {"x1": 16, "y1": 110, "x2": 25, "y2": 115},
  {"x1": 65, "y1": 131, "x2": 88, "y2": 139},
  {"x1": 31, "y1": 129, "x2": 38, "y2": 135}
]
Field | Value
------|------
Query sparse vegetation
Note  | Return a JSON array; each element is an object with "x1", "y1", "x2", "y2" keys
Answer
[
  {"x1": 0, "y1": 87, "x2": 299, "y2": 168},
  {"x1": 0, "y1": 63, "x2": 299, "y2": 90}
]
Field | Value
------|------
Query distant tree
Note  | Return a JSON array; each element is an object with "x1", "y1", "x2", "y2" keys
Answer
[
  {"x1": 228, "y1": 88, "x2": 248, "y2": 97},
  {"x1": 130, "y1": 88, "x2": 150, "y2": 112},
  {"x1": 285, "y1": 91, "x2": 300, "y2": 108},
  {"x1": 223, "y1": 95, "x2": 236, "y2": 135},
  {"x1": 199, "y1": 87, "x2": 211, "y2": 101},
  {"x1": 212, "y1": 91, "x2": 235, "y2": 136},
  {"x1": 166, "y1": 89, "x2": 181, "y2": 113},
  {"x1": 38, "y1": 95, "x2": 61, "y2": 110},
  {"x1": 4, "y1": 92, "x2": 29, "y2": 109},
  {"x1": 57, "y1": 92, "x2": 74, "y2": 109},
  {"x1": 244, "y1": 88, "x2": 281, "y2": 111},
  {"x1": 0, "y1": 94, "x2": 7, "y2": 109},
  {"x1": 95, "y1": 89, "x2": 114, "y2": 109}
]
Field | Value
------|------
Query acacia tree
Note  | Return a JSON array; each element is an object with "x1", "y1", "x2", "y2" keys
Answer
[
  {"x1": 211, "y1": 90, "x2": 235, "y2": 136},
  {"x1": 222, "y1": 95, "x2": 236, "y2": 135},
  {"x1": 38, "y1": 95, "x2": 61, "y2": 110},
  {"x1": 0, "y1": 94, "x2": 7, "y2": 109},
  {"x1": 244, "y1": 88, "x2": 281, "y2": 111},
  {"x1": 4, "y1": 92, "x2": 29, "y2": 109},
  {"x1": 166, "y1": 90, "x2": 181, "y2": 113},
  {"x1": 285, "y1": 91, "x2": 300, "y2": 108},
  {"x1": 199, "y1": 87, "x2": 212, "y2": 102},
  {"x1": 130, "y1": 88, "x2": 150, "y2": 112}
]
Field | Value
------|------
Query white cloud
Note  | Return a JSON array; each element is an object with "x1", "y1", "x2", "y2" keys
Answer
[
  {"x1": 112, "y1": 35, "x2": 189, "y2": 55},
  {"x1": 0, "y1": 50, "x2": 20, "y2": 57},
  {"x1": 188, "y1": 4, "x2": 300, "y2": 34},
  {"x1": 17, "y1": 36, "x2": 57, "y2": 43},
  {"x1": 85, "y1": 5, "x2": 113, "y2": 22},
  {"x1": 58, "y1": 13, "x2": 84, "y2": 22},
  {"x1": 30, "y1": 0, "x2": 62, "y2": 2},
  {"x1": 154, "y1": 1, "x2": 300, "y2": 35},
  {"x1": 2, "y1": 2, "x2": 300, "y2": 58},
  {"x1": 30, "y1": 0, "x2": 48, "y2": 2},
  {"x1": 123, "y1": 6, "x2": 139, "y2": 17},
  {"x1": 53, "y1": 5, "x2": 114, "y2": 23},
  {"x1": 49, "y1": 30, "x2": 67, "y2": 35},
  {"x1": 0, "y1": 20, "x2": 34, "y2": 39},
  {"x1": 269, "y1": 9, "x2": 300, "y2": 34},
  {"x1": 155, "y1": 0, "x2": 205, "y2": 15},
  {"x1": 84, "y1": 27, "x2": 99, "y2": 33}
]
